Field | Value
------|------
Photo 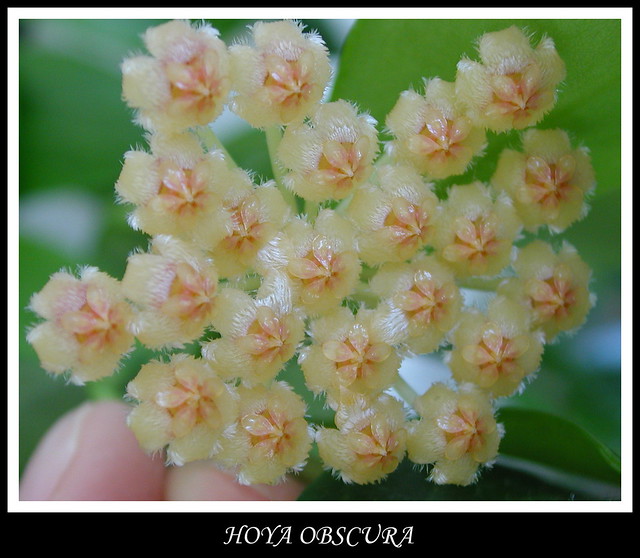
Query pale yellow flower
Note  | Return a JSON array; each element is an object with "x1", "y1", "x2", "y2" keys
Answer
[
  {"x1": 126, "y1": 354, "x2": 239, "y2": 466},
  {"x1": 498, "y1": 240, "x2": 594, "y2": 342},
  {"x1": 456, "y1": 26, "x2": 565, "y2": 132},
  {"x1": 27, "y1": 267, "x2": 135, "y2": 384},
  {"x1": 300, "y1": 306, "x2": 401, "y2": 409},
  {"x1": 347, "y1": 164, "x2": 439, "y2": 266},
  {"x1": 370, "y1": 254, "x2": 463, "y2": 354},
  {"x1": 491, "y1": 128, "x2": 596, "y2": 232},
  {"x1": 256, "y1": 209, "x2": 361, "y2": 316},
  {"x1": 386, "y1": 78, "x2": 486, "y2": 179},
  {"x1": 448, "y1": 296, "x2": 544, "y2": 397},
  {"x1": 407, "y1": 382, "x2": 502, "y2": 486},
  {"x1": 202, "y1": 272, "x2": 305, "y2": 385},
  {"x1": 115, "y1": 132, "x2": 232, "y2": 247},
  {"x1": 214, "y1": 382, "x2": 313, "y2": 485},
  {"x1": 122, "y1": 19, "x2": 231, "y2": 132},
  {"x1": 207, "y1": 179, "x2": 290, "y2": 278},
  {"x1": 316, "y1": 394, "x2": 407, "y2": 484},
  {"x1": 122, "y1": 235, "x2": 219, "y2": 348},
  {"x1": 432, "y1": 181, "x2": 521, "y2": 277},
  {"x1": 278, "y1": 100, "x2": 378, "y2": 201},
  {"x1": 229, "y1": 20, "x2": 331, "y2": 128}
]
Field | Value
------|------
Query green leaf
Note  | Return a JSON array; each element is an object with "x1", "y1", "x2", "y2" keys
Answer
[
  {"x1": 497, "y1": 406, "x2": 621, "y2": 486},
  {"x1": 19, "y1": 20, "x2": 159, "y2": 198},
  {"x1": 298, "y1": 458, "x2": 598, "y2": 501}
]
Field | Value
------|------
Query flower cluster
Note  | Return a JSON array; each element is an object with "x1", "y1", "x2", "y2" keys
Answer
[{"x1": 28, "y1": 20, "x2": 595, "y2": 488}]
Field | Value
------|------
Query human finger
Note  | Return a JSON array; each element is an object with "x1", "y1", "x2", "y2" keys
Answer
[{"x1": 20, "y1": 400, "x2": 166, "y2": 501}]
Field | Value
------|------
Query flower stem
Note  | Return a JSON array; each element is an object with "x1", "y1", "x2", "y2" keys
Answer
[
  {"x1": 350, "y1": 280, "x2": 380, "y2": 308},
  {"x1": 231, "y1": 273, "x2": 262, "y2": 293},
  {"x1": 265, "y1": 125, "x2": 298, "y2": 212},
  {"x1": 393, "y1": 375, "x2": 419, "y2": 407},
  {"x1": 305, "y1": 200, "x2": 320, "y2": 220},
  {"x1": 194, "y1": 124, "x2": 237, "y2": 169},
  {"x1": 334, "y1": 193, "x2": 354, "y2": 214},
  {"x1": 85, "y1": 376, "x2": 124, "y2": 401}
]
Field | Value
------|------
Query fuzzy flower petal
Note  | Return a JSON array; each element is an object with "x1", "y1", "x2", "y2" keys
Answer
[
  {"x1": 455, "y1": 26, "x2": 566, "y2": 132},
  {"x1": 386, "y1": 78, "x2": 486, "y2": 179},
  {"x1": 229, "y1": 20, "x2": 331, "y2": 128},
  {"x1": 122, "y1": 20, "x2": 231, "y2": 132},
  {"x1": 28, "y1": 267, "x2": 135, "y2": 384},
  {"x1": 491, "y1": 128, "x2": 596, "y2": 232}
]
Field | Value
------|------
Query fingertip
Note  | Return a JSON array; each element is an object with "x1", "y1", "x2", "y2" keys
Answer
[
  {"x1": 165, "y1": 460, "x2": 306, "y2": 501},
  {"x1": 20, "y1": 399, "x2": 166, "y2": 501}
]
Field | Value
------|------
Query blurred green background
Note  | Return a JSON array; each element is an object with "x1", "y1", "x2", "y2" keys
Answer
[{"x1": 17, "y1": 18, "x2": 624, "y2": 485}]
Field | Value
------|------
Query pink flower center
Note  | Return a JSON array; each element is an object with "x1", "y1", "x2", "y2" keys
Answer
[
  {"x1": 462, "y1": 326, "x2": 530, "y2": 386},
  {"x1": 156, "y1": 369, "x2": 223, "y2": 438},
  {"x1": 487, "y1": 64, "x2": 551, "y2": 126},
  {"x1": 524, "y1": 155, "x2": 577, "y2": 210},
  {"x1": 322, "y1": 325, "x2": 392, "y2": 386},
  {"x1": 316, "y1": 137, "x2": 370, "y2": 194},
  {"x1": 350, "y1": 423, "x2": 401, "y2": 472},
  {"x1": 438, "y1": 406, "x2": 490, "y2": 462},
  {"x1": 411, "y1": 114, "x2": 471, "y2": 162},
  {"x1": 288, "y1": 236, "x2": 346, "y2": 294},
  {"x1": 526, "y1": 264, "x2": 577, "y2": 322},
  {"x1": 222, "y1": 196, "x2": 268, "y2": 256},
  {"x1": 239, "y1": 306, "x2": 294, "y2": 364},
  {"x1": 383, "y1": 197, "x2": 430, "y2": 249},
  {"x1": 394, "y1": 271, "x2": 454, "y2": 326},
  {"x1": 163, "y1": 262, "x2": 217, "y2": 322},
  {"x1": 445, "y1": 215, "x2": 500, "y2": 265},
  {"x1": 241, "y1": 409, "x2": 295, "y2": 457},
  {"x1": 156, "y1": 164, "x2": 210, "y2": 217},
  {"x1": 61, "y1": 286, "x2": 130, "y2": 353},
  {"x1": 263, "y1": 52, "x2": 313, "y2": 110},
  {"x1": 165, "y1": 49, "x2": 224, "y2": 121}
]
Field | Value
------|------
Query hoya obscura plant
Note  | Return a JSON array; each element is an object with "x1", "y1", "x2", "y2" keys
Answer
[{"x1": 25, "y1": 18, "x2": 615, "y2": 495}]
